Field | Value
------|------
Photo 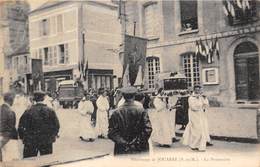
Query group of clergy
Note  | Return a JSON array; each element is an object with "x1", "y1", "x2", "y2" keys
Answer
[
  {"x1": 78, "y1": 85, "x2": 213, "y2": 152},
  {"x1": 150, "y1": 85, "x2": 213, "y2": 152},
  {"x1": 77, "y1": 88, "x2": 110, "y2": 142}
]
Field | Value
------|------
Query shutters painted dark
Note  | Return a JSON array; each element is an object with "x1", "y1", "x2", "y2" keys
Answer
[
  {"x1": 248, "y1": 57, "x2": 260, "y2": 100},
  {"x1": 234, "y1": 58, "x2": 248, "y2": 100}
]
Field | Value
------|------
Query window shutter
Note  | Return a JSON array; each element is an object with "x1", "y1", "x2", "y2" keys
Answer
[{"x1": 64, "y1": 43, "x2": 69, "y2": 64}]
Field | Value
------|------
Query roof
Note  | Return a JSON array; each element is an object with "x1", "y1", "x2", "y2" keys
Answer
[
  {"x1": 30, "y1": 0, "x2": 118, "y2": 14},
  {"x1": 30, "y1": 1, "x2": 68, "y2": 14}
]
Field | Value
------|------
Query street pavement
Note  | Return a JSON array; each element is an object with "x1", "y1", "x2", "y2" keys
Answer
[
  {"x1": 51, "y1": 108, "x2": 260, "y2": 167},
  {"x1": 3, "y1": 108, "x2": 259, "y2": 167}
]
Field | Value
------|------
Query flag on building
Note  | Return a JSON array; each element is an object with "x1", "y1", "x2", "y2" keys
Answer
[
  {"x1": 124, "y1": 35, "x2": 147, "y2": 86},
  {"x1": 122, "y1": 64, "x2": 131, "y2": 87},
  {"x1": 236, "y1": 0, "x2": 242, "y2": 9},
  {"x1": 134, "y1": 65, "x2": 143, "y2": 86},
  {"x1": 230, "y1": 2, "x2": 236, "y2": 17},
  {"x1": 215, "y1": 37, "x2": 220, "y2": 60},
  {"x1": 31, "y1": 59, "x2": 44, "y2": 91}
]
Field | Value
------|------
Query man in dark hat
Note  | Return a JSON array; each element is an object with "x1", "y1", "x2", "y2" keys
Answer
[
  {"x1": 0, "y1": 92, "x2": 17, "y2": 161},
  {"x1": 18, "y1": 91, "x2": 60, "y2": 158},
  {"x1": 108, "y1": 86, "x2": 152, "y2": 155}
]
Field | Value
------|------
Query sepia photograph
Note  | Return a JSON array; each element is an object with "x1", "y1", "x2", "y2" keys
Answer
[{"x1": 0, "y1": 0, "x2": 260, "y2": 166}]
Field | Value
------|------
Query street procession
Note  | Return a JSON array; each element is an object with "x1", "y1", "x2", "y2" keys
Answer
[{"x1": 0, "y1": 0, "x2": 260, "y2": 166}]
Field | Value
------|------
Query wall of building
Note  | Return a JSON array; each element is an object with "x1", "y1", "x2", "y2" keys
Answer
[
  {"x1": 0, "y1": 1, "x2": 30, "y2": 94},
  {"x1": 124, "y1": 0, "x2": 260, "y2": 105},
  {"x1": 29, "y1": 2, "x2": 79, "y2": 68},
  {"x1": 83, "y1": 3, "x2": 121, "y2": 76},
  {"x1": 29, "y1": 1, "x2": 122, "y2": 90},
  {"x1": 83, "y1": 2, "x2": 122, "y2": 87}
]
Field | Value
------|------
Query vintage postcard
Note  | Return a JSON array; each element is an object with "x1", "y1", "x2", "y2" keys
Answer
[{"x1": 0, "y1": 0, "x2": 259, "y2": 167}]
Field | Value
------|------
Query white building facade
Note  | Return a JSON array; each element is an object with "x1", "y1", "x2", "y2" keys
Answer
[{"x1": 29, "y1": 1, "x2": 122, "y2": 92}]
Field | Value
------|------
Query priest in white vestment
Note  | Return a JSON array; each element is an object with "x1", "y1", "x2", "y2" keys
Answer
[
  {"x1": 78, "y1": 94, "x2": 96, "y2": 141},
  {"x1": 95, "y1": 88, "x2": 110, "y2": 138},
  {"x1": 152, "y1": 88, "x2": 172, "y2": 147},
  {"x1": 182, "y1": 85, "x2": 211, "y2": 151}
]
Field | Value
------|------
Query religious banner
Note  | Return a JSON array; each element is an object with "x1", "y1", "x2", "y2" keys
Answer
[
  {"x1": 31, "y1": 59, "x2": 44, "y2": 91},
  {"x1": 123, "y1": 35, "x2": 147, "y2": 86}
]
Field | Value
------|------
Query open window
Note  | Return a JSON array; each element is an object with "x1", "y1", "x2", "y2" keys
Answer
[{"x1": 180, "y1": 0, "x2": 198, "y2": 32}]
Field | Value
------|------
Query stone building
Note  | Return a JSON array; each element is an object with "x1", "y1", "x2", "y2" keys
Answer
[
  {"x1": 123, "y1": 0, "x2": 260, "y2": 106},
  {"x1": 29, "y1": 1, "x2": 122, "y2": 92},
  {"x1": 0, "y1": 0, "x2": 30, "y2": 95}
]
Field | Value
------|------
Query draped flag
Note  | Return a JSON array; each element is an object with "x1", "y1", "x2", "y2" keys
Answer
[
  {"x1": 236, "y1": 0, "x2": 242, "y2": 8},
  {"x1": 122, "y1": 64, "x2": 131, "y2": 87},
  {"x1": 78, "y1": 55, "x2": 88, "y2": 81},
  {"x1": 134, "y1": 65, "x2": 143, "y2": 86},
  {"x1": 31, "y1": 59, "x2": 44, "y2": 91},
  {"x1": 223, "y1": 0, "x2": 254, "y2": 24},
  {"x1": 123, "y1": 35, "x2": 147, "y2": 86},
  {"x1": 195, "y1": 37, "x2": 220, "y2": 64}
]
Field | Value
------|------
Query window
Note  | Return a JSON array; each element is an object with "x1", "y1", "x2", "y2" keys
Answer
[
  {"x1": 146, "y1": 56, "x2": 160, "y2": 88},
  {"x1": 48, "y1": 47, "x2": 53, "y2": 65},
  {"x1": 64, "y1": 43, "x2": 69, "y2": 64},
  {"x1": 57, "y1": 14, "x2": 63, "y2": 33},
  {"x1": 180, "y1": 0, "x2": 198, "y2": 31},
  {"x1": 24, "y1": 56, "x2": 27, "y2": 64},
  {"x1": 58, "y1": 44, "x2": 69, "y2": 64},
  {"x1": 44, "y1": 47, "x2": 49, "y2": 65},
  {"x1": 13, "y1": 56, "x2": 19, "y2": 69},
  {"x1": 53, "y1": 46, "x2": 57, "y2": 65},
  {"x1": 59, "y1": 44, "x2": 65, "y2": 64},
  {"x1": 182, "y1": 53, "x2": 200, "y2": 87},
  {"x1": 144, "y1": 2, "x2": 159, "y2": 38},
  {"x1": 40, "y1": 19, "x2": 49, "y2": 36}
]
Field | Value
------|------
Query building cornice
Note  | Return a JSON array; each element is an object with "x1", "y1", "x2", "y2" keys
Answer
[
  {"x1": 148, "y1": 25, "x2": 260, "y2": 49},
  {"x1": 30, "y1": 1, "x2": 117, "y2": 16}
]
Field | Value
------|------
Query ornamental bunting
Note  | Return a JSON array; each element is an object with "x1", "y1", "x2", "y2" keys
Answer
[
  {"x1": 222, "y1": 0, "x2": 255, "y2": 25},
  {"x1": 195, "y1": 37, "x2": 220, "y2": 64}
]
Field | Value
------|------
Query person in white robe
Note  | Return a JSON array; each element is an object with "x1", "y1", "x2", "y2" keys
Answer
[
  {"x1": 152, "y1": 88, "x2": 172, "y2": 147},
  {"x1": 182, "y1": 85, "x2": 211, "y2": 151},
  {"x1": 167, "y1": 91, "x2": 179, "y2": 142},
  {"x1": 201, "y1": 93, "x2": 213, "y2": 146},
  {"x1": 12, "y1": 93, "x2": 31, "y2": 128},
  {"x1": 78, "y1": 94, "x2": 96, "y2": 141},
  {"x1": 95, "y1": 88, "x2": 110, "y2": 138}
]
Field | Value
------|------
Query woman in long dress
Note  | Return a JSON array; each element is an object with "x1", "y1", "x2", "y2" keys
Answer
[
  {"x1": 78, "y1": 94, "x2": 96, "y2": 141},
  {"x1": 182, "y1": 85, "x2": 210, "y2": 151},
  {"x1": 95, "y1": 88, "x2": 110, "y2": 138},
  {"x1": 152, "y1": 88, "x2": 172, "y2": 147}
]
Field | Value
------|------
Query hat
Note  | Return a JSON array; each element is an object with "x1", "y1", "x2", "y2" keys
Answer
[
  {"x1": 33, "y1": 91, "x2": 46, "y2": 102},
  {"x1": 98, "y1": 88, "x2": 105, "y2": 94},
  {"x1": 120, "y1": 86, "x2": 138, "y2": 94},
  {"x1": 3, "y1": 92, "x2": 15, "y2": 102}
]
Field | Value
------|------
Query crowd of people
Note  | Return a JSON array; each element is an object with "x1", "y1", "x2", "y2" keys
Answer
[{"x1": 0, "y1": 84, "x2": 213, "y2": 161}]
